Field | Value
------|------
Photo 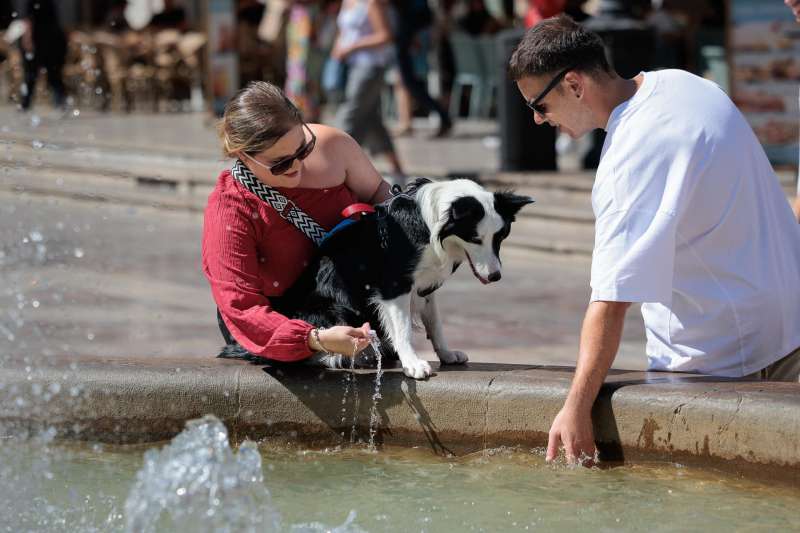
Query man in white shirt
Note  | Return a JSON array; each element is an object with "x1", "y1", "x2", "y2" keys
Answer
[{"x1": 508, "y1": 15, "x2": 800, "y2": 464}]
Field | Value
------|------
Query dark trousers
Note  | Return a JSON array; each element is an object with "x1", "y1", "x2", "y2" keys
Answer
[
  {"x1": 21, "y1": 47, "x2": 66, "y2": 110},
  {"x1": 395, "y1": 24, "x2": 450, "y2": 125}
]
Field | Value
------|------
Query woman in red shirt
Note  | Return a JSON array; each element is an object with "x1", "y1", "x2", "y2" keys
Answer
[{"x1": 202, "y1": 81, "x2": 393, "y2": 366}]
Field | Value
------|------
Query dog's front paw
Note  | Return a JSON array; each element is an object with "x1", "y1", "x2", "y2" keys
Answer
[
  {"x1": 403, "y1": 358, "x2": 432, "y2": 379},
  {"x1": 437, "y1": 350, "x2": 468, "y2": 365}
]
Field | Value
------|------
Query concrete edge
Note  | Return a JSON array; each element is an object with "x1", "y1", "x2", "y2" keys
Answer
[{"x1": 0, "y1": 358, "x2": 798, "y2": 486}]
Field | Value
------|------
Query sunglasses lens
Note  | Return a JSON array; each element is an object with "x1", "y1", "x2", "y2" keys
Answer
[
  {"x1": 270, "y1": 159, "x2": 293, "y2": 175},
  {"x1": 298, "y1": 138, "x2": 315, "y2": 161}
]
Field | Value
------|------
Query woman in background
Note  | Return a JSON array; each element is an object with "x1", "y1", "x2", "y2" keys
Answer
[{"x1": 332, "y1": 0, "x2": 404, "y2": 178}]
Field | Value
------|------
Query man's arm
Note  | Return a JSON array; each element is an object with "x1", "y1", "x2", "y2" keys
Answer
[
  {"x1": 792, "y1": 195, "x2": 800, "y2": 223},
  {"x1": 546, "y1": 300, "x2": 631, "y2": 463}
]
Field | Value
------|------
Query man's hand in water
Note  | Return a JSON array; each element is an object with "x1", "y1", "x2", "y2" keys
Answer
[
  {"x1": 546, "y1": 404, "x2": 596, "y2": 464},
  {"x1": 546, "y1": 301, "x2": 630, "y2": 465}
]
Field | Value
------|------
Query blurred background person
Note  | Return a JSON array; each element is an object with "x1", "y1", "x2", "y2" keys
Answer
[
  {"x1": 524, "y1": 0, "x2": 565, "y2": 27},
  {"x1": 391, "y1": 0, "x2": 452, "y2": 138},
  {"x1": 284, "y1": 0, "x2": 325, "y2": 123},
  {"x1": 19, "y1": 0, "x2": 67, "y2": 111},
  {"x1": 148, "y1": 0, "x2": 188, "y2": 32},
  {"x1": 104, "y1": 0, "x2": 131, "y2": 33},
  {"x1": 333, "y1": 0, "x2": 403, "y2": 177},
  {"x1": 786, "y1": 0, "x2": 800, "y2": 222}
]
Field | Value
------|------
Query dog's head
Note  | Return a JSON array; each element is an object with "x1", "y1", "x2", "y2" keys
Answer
[{"x1": 419, "y1": 180, "x2": 534, "y2": 284}]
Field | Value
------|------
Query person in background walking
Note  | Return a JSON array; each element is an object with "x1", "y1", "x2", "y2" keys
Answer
[
  {"x1": 786, "y1": 0, "x2": 800, "y2": 222},
  {"x1": 19, "y1": 0, "x2": 67, "y2": 111},
  {"x1": 285, "y1": 0, "x2": 324, "y2": 123},
  {"x1": 391, "y1": 0, "x2": 452, "y2": 138},
  {"x1": 333, "y1": 0, "x2": 404, "y2": 178}
]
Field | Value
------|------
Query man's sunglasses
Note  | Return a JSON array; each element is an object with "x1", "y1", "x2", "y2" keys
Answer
[
  {"x1": 244, "y1": 123, "x2": 316, "y2": 175},
  {"x1": 526, "y1": 65, "x2": 575, "y2": 117}
]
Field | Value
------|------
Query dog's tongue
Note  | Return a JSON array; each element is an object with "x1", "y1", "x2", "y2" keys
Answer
[{"x1": 464, "y1": 251, "x2": 490, "y2": 285}]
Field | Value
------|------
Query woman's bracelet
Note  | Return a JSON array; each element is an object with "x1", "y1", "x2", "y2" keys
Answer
[{"x1": 312, "y1": 328, "x2": 332, "y2": 354}]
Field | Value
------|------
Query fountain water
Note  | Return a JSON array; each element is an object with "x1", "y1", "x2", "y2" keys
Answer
[
  {"x1": 124, "y1": 415, "x2": 280, "y2": 533},
  {"x1": 366, "y1": 330, "x2": 384, "y2": 450}
]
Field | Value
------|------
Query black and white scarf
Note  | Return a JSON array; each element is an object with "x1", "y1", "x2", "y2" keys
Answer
[{"x1": 231, "y1": 159, "x2": 327, "y2": 246}]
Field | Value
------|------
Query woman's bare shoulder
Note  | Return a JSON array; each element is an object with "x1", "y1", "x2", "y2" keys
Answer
[{"x1": 309, "y1": 123, "x2": 360, "y2": 154}]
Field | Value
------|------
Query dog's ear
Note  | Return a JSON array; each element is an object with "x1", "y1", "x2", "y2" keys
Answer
[
  {"x1": 448, "y1": 196, "x2": 485, "y2": 222},
  {"x1": 440, "y1": 196, "x2": 485, "y2": 242},
  {"x1": 494, "y1": 191, "x2": 534, "y2": 221}
]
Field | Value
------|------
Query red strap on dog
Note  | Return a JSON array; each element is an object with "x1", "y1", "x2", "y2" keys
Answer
[{"x1": 341, "y1": 203, "x2": 375, "y2": 219}]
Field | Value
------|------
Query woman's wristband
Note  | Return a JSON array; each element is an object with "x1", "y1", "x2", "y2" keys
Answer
[{"x1": 311, "y1": 328, "x2": 332, "y2": 354}]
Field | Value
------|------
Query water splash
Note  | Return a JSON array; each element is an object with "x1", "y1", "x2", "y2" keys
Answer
[
  {"x1": 123, "y1": 416, "x2": 365, "y2": 532},
  {"x1": 348, "y1": 342, "x2": 360, "y2": 444},
  {"x1": 124, "y1": 415, "x2": 280, "y2": 533},
  {"x1": 367, "y1": 331, "x2": 384, "y2": 451},
  {"x1": 339, "y1": 352, "x2": 355, "y2": 442}
]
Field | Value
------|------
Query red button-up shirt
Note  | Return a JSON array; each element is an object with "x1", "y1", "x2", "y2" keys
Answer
[{"x1": 202, "y1": 170, "x2": 357, "y2": 361}]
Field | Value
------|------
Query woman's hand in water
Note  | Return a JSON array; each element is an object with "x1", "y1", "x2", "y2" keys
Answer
[{"x1": 308, "y1": 323, "x2": 372, "y2": 355}]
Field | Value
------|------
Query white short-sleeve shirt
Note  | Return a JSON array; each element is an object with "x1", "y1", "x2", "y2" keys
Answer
[{"x1": 591, "y1": 69, "x2": 800, "y2": 377}]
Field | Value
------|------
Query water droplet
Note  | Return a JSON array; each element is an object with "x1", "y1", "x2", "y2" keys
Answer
[
  {"x1": 272, "y1": 281, "x2": 279, "y2": 287},
  {"x1": 31, "y1": 140, "x2": 43, "y2": 150},
  {"x1": 32, "y1": 300, "x2": 39, "y2": 308},
  {"x1": 73, "y1": 248, "x2": 84, "y2": 258},
  {"x1": 48, "y1": 382, "x2": 61, "y2": 394},
  {"x1": 72, "y1": 109, "x2": 80, "y2": 117}
]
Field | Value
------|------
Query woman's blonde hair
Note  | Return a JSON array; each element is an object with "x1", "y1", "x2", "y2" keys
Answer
[{"x1": 218, "y1": 81, "x2": 302, "y2": 158}]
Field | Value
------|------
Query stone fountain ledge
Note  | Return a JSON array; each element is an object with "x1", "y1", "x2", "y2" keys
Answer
[{"x1": 1, "y1": 356, "x2": 798, "y2": 485}]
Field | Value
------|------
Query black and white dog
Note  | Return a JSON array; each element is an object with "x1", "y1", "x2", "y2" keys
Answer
[{"x1": 270, "y1": 178, "x2": 534, "y2": 379}]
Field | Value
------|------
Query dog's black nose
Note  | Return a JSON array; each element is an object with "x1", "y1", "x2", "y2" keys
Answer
[{"x1": 488, "y1": 271, "x2": 501, "y2": 282}]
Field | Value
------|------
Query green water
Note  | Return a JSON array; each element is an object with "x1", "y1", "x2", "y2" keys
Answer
[{"x1": 1, "y1": 441, "x2": 798, "y2": 532}]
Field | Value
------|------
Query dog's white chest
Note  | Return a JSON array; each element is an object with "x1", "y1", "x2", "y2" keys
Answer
[{"x1": 413, "y1": 248, "x2": 453, "y2": 294}]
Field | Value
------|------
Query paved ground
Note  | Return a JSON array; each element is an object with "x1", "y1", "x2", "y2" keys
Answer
[
  {"x1": 0, "y1": 105, "x2": 504, "y2": 177},
  {"x1": 0, "y1": 189, "x2": 647, "y2": 370}
]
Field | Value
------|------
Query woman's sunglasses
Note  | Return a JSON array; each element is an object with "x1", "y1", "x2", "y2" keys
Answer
[{"x1": 243, "y1": 123, "x2": 317, "y2": 175}]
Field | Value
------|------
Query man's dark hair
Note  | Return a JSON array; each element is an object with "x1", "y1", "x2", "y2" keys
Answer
[{"x1": 508, "y1": 15, "x2": 611, "y2": 81}]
